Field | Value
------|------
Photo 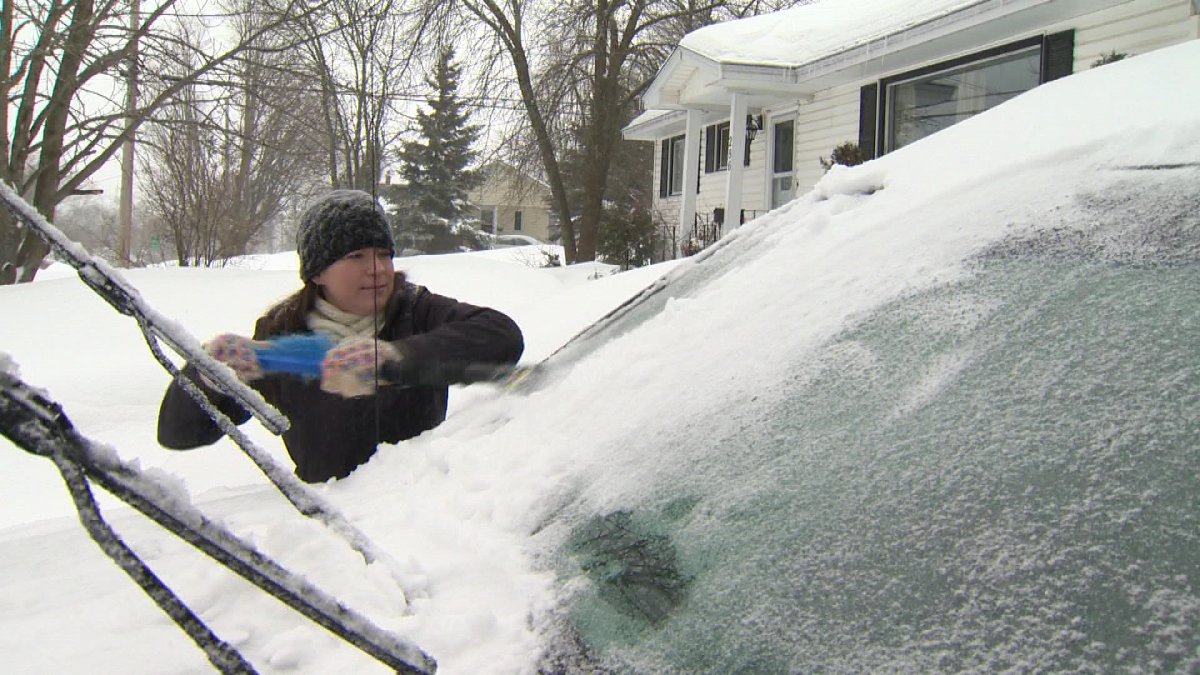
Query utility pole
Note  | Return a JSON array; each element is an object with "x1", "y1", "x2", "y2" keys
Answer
[{"x1": 117, "y1": 0, "x2": 140, "y2": 267}]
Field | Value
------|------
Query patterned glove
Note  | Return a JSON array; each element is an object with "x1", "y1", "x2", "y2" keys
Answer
[
  {"x1": 201, "y1": 333, "x2": 264, "y2": 384},
  {"x1": 321, "y1": 337, "x2": 402, "y2": 398}
]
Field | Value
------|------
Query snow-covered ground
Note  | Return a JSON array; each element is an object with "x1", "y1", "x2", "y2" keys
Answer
[
  {"x1": 2, "y1": 40, "x2": 1199, "y2": 674},
  {"x1": 0, "y1": 245, "x2": 678, "y2": 673}
]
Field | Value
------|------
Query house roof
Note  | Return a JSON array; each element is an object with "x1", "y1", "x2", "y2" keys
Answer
[{"x1": 633, "y1": 0, "x2": 1132, "y2": 125}]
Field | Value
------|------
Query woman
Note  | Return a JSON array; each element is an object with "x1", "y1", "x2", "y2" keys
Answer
[{"x1": 157, "y1": 189, "x2": 524, "y2": 482}]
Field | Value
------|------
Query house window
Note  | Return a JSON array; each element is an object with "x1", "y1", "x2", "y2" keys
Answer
[
  {"x1": 860, "y1": 31, "x2": 1074, "y2": 159},
  {"x1": 704, "y1": 121, "x2": 753, "y2": 173},
  {"x1": 659, "y1": 134, "x2": 686, "y2": 197},
  {"x1": 705, "y1": 122, "x2": 731, "y2": 172},
  {"x1": 886, "y1": 45, "x2": 1040, "y2": 151},
  {"x1": 513, "y1": 210, "x2": 523, "y2": 231}
]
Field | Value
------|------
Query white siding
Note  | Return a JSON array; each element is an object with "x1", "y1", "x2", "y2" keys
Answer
[
  {"x1": 790, "y1": 86, "x2": 862, "y2": 197},
  {"x1": 652, "y1": 124, "x2": 772, "y2": 234},
  {"x1": 1065, "y1": 0, "x2": 1199, "y2": 67}
]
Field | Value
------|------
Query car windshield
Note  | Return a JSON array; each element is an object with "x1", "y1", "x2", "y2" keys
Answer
[{"x1": 531, "y1": 165, "x2": 1200, "y2": 672}]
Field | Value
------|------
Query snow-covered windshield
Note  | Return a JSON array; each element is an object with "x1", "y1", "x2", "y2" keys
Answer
[{"x1": 532, "y1": 164, "x2": 1200, "y2": 671}]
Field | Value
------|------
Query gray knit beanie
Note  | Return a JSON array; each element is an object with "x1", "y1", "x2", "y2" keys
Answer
[{"x1": 296, "y1": 189, "x2": 395, "y2": 281}]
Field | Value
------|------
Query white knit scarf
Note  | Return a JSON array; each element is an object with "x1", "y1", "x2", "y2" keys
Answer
[{"x1": 306, "y1": 296, "x2": 385, "y2": 342}]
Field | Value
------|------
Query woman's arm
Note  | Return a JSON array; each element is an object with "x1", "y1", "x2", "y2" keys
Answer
[
  {"x1": 156, "y1": 364, "x2": 255, "y2": 449},
  {"x1": 390, "y1": 287, "x2": 524, "y2": 385}
]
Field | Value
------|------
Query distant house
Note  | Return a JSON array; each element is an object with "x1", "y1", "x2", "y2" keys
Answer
[
  {"x1": 624, "y1": 0, "x2": 1200, "y2": 254},
  {"x1": 467, "y1": 162, "x2": 556, "y2": 243}
]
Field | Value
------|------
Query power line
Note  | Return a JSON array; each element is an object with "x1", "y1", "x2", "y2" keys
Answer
[{"x1": 154, "y1": 74, "x2": 591, "y2": 116}]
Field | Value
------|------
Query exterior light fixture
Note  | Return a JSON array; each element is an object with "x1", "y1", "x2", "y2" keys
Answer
[{"x1": 746, "y1": 114, "x2": 764, "y2": 141}]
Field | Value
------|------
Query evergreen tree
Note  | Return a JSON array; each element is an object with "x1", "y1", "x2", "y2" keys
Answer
[{"x1": 390, "y1": 48, "x2": 483, "y2": 253}]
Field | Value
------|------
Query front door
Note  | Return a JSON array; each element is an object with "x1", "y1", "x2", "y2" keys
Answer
[{"x1": 770, "y1": 117, "x2": 796, "y2": 209}]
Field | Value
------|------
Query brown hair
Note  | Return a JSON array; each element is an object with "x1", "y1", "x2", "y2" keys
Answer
[{"x1": 252, "y1": 271, "x2": 408, "y2": 340}]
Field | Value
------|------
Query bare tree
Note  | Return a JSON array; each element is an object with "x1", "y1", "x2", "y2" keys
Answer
[
  {"x1": 290, "y1": 0, "x2": 420, "y2": 193},
  {"x1": 418, "y1": 0, "x2": 789, "y2": 264},
  {"x1": 138, "y1": 12, "x2": 325, "y2": 266},
  {"x1": 0, "y1": 0, "x2": 329, "y2": 283}
]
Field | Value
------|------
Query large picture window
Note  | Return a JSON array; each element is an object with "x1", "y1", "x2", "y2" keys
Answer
[
  {"x1": 859, "y1": 31, "x2": 1074, "y2": 159},
  {"x1": 886, "y1": 46, "x2": 1040, "y2": 151}
]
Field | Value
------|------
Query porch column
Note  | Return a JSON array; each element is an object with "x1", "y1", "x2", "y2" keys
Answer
[
  {"x1": 724, "y1": 92, "x2": 748, "y2": 234},
  {"x1": 677, "y1": 108, "x2": 703, "y2": 256}
]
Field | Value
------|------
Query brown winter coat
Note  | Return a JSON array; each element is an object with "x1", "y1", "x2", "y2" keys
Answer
[{"x1": 157, "y1": 273, "x2": 524, "y2": 482}]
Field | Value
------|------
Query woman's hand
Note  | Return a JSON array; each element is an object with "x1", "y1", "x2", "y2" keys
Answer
[
  {"x1": 201, "y1": 334, "x2": 265, "y2": 384},
  {"x1": 321, "y1": 337, "x2": 402, "y2": 398}
]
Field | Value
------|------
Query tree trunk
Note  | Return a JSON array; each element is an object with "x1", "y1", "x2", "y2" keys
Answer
[
  {"x1": 16, "y1": 0, "x2": 96, "y2": 281},
  {"x1": 572, "y1": 2, "x2": 632, "y2": 263},
  {"x1": 460, "y1": 0, "x2": 579, "y2": 262},
  {"x1": 513, "y1": 50, "x2": 578, "y2": 263}
]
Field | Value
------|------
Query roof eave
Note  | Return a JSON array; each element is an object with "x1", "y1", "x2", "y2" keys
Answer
[
  {"x1": 644, "y1": 46, "x2": 752, "y2": 109},
  {"x1": 622, "y1": 109, "x2": 687, "y2": 140}
]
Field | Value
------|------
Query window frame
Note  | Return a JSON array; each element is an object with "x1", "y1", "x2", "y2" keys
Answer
[
  {"x1": 860, "y1": 31, "x2": 1073, "y2": 159},
  {"x1": 659, "y1": 134, "x2": 687, "y2": 197},
  {"x1": 705, "y1": 122, "x2": 731, "y2": 173},
  {"x1": 769, "y1": 116, "x2": 796, "y2": 210},
  {"x1": 882, "y1": 41, "x2": 1041, "y2": 153},
  {"x1": 705, "y1": 120, "x2": 753, "y2": 173}
]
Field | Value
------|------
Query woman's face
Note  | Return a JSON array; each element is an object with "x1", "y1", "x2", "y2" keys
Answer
[{"x1": 312, "y1": 247, "x2": 395, "y2": 316}]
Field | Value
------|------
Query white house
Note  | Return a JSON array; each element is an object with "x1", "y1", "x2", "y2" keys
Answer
[{"x1": 624, "y1": 0, "x2": 1200, "y2": 253}]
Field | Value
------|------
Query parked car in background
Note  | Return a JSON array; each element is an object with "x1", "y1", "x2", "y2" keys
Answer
[{"x1": 486, "y1": 233, "x2": 545, "y2": 248}]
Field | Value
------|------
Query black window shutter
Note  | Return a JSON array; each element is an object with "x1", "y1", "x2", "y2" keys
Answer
[
  {"x1": 1041, "y1": 30, "x2": 1075, "y2": 83},
  {"x1": 696, "y1": 141, "x2": 702, "y2": 193},
  {"x1": 859, "y1": 83, "x2": 879, "y2": 160},
  {"x1": 704, "y1": 126, "x2": 716, "y2": 173},
  {"x1": 659, "y1": 139, "x2": 669, "y2": 197}
]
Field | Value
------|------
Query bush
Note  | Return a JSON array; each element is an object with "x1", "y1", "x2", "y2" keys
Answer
[
  {"x1": 597, "y1": 206, "x2": 659, "y2": 270},
  {"x1": 819, "y1": 141, "x2": 865, "y2": 172},
  {"x1": 1092, "y1": 51, "x2": 1129, "y2": 68}
]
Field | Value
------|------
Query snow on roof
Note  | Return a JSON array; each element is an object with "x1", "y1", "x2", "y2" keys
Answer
[{"x1": 680, "y1": 0, "x2": 987, "y2": 67}]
